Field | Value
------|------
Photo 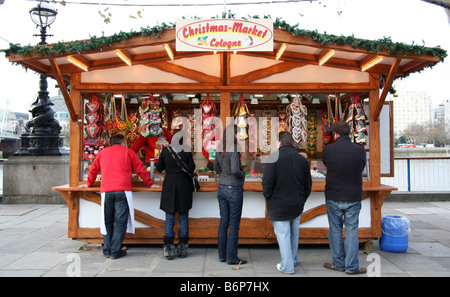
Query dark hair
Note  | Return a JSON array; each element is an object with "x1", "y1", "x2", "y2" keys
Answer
[
  {"x1": 332, "y1": 120, "x2": 351, "y2": 135},
  {"x1": 217, "y1": 124, "x2": 239, "y2": 156},
  {"x1": 278, "y1": 131, "x2": 294, "y2": 146},
  {"x1": 111, "y1": 134, "x2": 125, "y2": 145}
]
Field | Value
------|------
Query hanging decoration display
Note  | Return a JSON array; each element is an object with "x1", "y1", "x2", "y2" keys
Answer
[
  {"x1": 321, "y1": 111, "x2": 333, "y2": 147},
  {"x1": 347, "y1": 93, "x2": 368, "y2": 145},
  {"x1": 84, "y1": 93, "x2": 104, "y2": 139},
  {"x1": 187, "y1": 109, "x2": 195, "y2": 152},
  {"x1": 277, "y1": 105, "x2": 287, "y2": 133},
  {"x1": 200, "y1": 93, "x2": 218, "y2": 161},
  {"x1": 260, "y1": 106, "x2": 272, "y2": 154},
  {"x1": 322, "y1": 94, "x2": 343, "y2": 148},
  {"x1": 286, "y1": 94, "x2": 308, "y2": 147},
  {"x1": 103, "y1": 94, "x2": 129, "y2": 136},
  {"x1": 83, "y1": 93, "x2": 105, "y2": 160},
  {"x1": 127, "y1": 110, "x2": 139, "y2": 145},
  {"x1": 307, "y1": 107, "x2": 317, "y2": 156},
  {"x1": 139, "y1": 94, "x2": 164, "y2": 138},
  {"x1": 233, "y1": 93, "x2": 249, "y2": 140}
]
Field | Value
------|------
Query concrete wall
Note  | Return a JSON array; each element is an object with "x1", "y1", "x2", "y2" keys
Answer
[{"x1": 2, "y1": 155, "x2": 69, "y2": 204}]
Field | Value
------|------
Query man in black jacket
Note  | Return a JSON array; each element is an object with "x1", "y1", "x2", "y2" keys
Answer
[
  {"x1": 322, "y1": 120, "x2": 367, "y2": 275},
  {"x1": 262, "y1": 131, "x2": 312, "y2": 274}
]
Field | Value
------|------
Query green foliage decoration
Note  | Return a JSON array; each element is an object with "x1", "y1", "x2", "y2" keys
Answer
[{"x1": 1, "y1": 14, "x2": 447, "y2": 73}]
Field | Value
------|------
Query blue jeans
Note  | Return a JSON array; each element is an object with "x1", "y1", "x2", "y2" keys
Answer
[
  {"x1": 217, "y1": 184, "x2": 243, "y2": 263},
  {"x1": 103, "y1": 191, "x2": 129, "y2": 257},
  {"x1": 272, "y1": 215, "x2": 301, "y2": 274},
  {"x1": 326, "y1": 200, "x2": 362, "y2": 273},
  {"x1": 164, "y1": 212, "x2": 189, "y2": 239}
]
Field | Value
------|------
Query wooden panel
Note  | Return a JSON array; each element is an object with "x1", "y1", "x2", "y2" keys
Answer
[{"x1": 68, "y1": 73, "x2": 82, "y2": 187}]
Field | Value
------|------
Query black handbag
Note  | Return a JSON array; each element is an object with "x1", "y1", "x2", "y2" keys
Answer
[{"x1": 167, "y1": 146, "x2": 200, "y2": 192}]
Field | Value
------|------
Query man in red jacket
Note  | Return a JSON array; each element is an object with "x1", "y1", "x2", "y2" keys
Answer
[{"x1": 86, "y1": 134, "x2": 153, "y2": 259}]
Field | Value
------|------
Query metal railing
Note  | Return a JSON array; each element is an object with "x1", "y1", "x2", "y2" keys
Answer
[{"x1": 381, "y1": 157, "x2": 450, "y2": 192}]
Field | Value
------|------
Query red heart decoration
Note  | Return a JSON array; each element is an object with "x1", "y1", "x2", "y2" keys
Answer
[
  {"x1": 202, "y1": 104, "x2": 212, "y2": 114},
  {"x1": 86, "y1": 112, "x2": 99, "y2": 124},
  {"x1": 85, "y1": 123, "x2": 99, "y2": 138},
  {"x1": 86, "y1": 102, "x2": 99, "y2": 113}
]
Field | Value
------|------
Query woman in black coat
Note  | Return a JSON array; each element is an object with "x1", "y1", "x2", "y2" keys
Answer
[{"x1": 156, "y1": 133, "x2": 195, "y2": 260}]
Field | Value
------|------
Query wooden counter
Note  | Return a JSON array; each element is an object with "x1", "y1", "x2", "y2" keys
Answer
[{"x1": 52, "y1": 182, "x2": 396, "y2": 245}]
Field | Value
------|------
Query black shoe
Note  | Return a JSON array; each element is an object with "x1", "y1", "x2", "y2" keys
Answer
[
  {"x1": 227, "y1": 259, "x2": 248, "y2": 265},
  {"x1": 110, "y1": 250, "x2": 127, "y2": 260},
  {"x1": 164, "y1": 244, "x2": 176, "y2": 260},
  {"x1": 177, "y1": 243, "x2": 189, "y2": 258}
]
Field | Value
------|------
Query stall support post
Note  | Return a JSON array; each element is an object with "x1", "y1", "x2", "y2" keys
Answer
[
  {"x1": 220, "y1": 92, "x2": 231, "y2": 127},
  {"x1": 69, "y1": 73, "x2": 83, "y2": 187},
  {"x1": 368, "y1": 73, "x2": 381, "y2": 187}
]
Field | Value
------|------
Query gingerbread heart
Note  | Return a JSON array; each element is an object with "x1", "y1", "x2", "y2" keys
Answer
[
  {"x1": 86, "y1": 112, "x2": 99, "y2": 124},
  {"x1": 86, "y1": 101, "x2": 99, "y2": 113},
  {"x1": 85, "y1": 123, "x2": 99, "y2": 138},
  {"x1": 140, "y1": 124, "x2": 150, "y2": 137}
]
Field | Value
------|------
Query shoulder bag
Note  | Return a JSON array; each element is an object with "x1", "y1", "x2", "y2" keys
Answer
[{"x1": 166, "y1": 146, "x2": 200, "y2": 192}]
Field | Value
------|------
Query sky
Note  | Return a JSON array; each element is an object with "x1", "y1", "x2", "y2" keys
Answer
[{"x1": 1, "y1": 0, "x2": 449, "y2": 113}]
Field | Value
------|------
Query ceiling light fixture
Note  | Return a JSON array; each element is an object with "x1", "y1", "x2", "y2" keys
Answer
[
  {"x1": 318, "y1": 49, "x2": 335, "y2": 66},
  {"x1": 361, "y1": 56, "x2": 383, "y2": 71},
  {"x1": 164, "y1": 43, "x2": 174, "y2": 60},
  {"x1": 115, "y1": 49, "x2": 133, "y2": 66},
  {"x1": 67, "y1": 55, "x2": 89, "y2": 71},
  {"x1": 275, "y1": 43, "x2": 287, "y2": 60}
]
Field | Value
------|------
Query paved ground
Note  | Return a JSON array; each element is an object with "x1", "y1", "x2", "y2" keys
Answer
[{"x1": 1, "y1": 200, "x2": 450, "y2": 278}]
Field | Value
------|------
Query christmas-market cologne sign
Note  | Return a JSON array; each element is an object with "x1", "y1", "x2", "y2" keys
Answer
[{"x1": 176, "y1": 18, "x2": 273, "y2": 52}]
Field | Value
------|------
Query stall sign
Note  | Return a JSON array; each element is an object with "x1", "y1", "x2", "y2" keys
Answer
[{"x1": 176, "y1": 18, "x2": 273, "y2": 52}]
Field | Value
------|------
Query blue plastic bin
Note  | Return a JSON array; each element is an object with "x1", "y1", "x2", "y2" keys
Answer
[{"x1": 379, "y1": 215, "x2": 410, "y2": 253}]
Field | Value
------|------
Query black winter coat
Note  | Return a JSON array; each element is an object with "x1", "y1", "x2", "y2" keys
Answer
[
  {"x1": 156, "y1": 146, "x2": 195, "y2": 214},
  {"x1": 322, "y1": 135, "x2": 366, "y2": 201},
  {"x1": 262, "y1": 145, "x2": 312, "y2": 221}
]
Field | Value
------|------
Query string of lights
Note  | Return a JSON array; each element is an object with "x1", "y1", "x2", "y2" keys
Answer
[{"x1": 22, "y1": 0, "x2": 321, "y2": 7}]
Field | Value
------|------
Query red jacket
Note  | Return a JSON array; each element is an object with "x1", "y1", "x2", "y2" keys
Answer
[
  {"x1": 87, "y1": 144, "x2": 152, "y2": 193},
  {"x1": 130, "y1": 129, "x2": 172, "y2": 162}
]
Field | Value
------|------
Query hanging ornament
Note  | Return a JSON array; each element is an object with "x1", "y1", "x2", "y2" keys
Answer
[
  {"x1": 286, "y1": 94, "x2": 308, "y2": 147},
  {"x1": 200, "y1": 93, "x2": 218, "y2": 160},
  {"x1": 307, "y1": 107, "x2": 317, "y2": 156},
  {"x1": 84, "y1": 93, "x2": 104, "y2": 139},
  {"x1": 232, "y1": 93, "x2": 249, "y2": 141},
  {"x1": 139, "y1": 94, "x2": 164, "y2": 137},
  {"x1": 347, "y1": 93, "x2": 368, "y2": 145}
]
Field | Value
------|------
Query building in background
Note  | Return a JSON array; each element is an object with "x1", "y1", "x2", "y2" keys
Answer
[{"x1": 393, "y1": 88, "x2": 433, "y2": 139}]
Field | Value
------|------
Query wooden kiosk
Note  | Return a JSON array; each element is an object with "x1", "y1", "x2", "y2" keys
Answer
[{"x1": 6, "y1": 18, "x2": 446, "y2": 244}]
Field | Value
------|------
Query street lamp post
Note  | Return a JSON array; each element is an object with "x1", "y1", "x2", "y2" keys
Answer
[{"x1": 15, "y1": 1, "x2": 67, "y2": 156}]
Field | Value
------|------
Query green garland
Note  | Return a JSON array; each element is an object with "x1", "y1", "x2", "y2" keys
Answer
[{"x1": 1, "y1": 14, "x2": 447, "y2": 71}]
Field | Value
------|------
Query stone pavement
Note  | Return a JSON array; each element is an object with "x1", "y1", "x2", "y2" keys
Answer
[{"x1": 1, "y1": 200, "x2": 450, "y2": 278}]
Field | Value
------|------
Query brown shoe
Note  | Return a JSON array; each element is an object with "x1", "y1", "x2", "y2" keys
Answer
[
  {"x1": 346, "y1": 267, "x2": 367, "y2": 275},
  {"x1": 323, "y1": 262, "x2": 344, "y2": 272}
]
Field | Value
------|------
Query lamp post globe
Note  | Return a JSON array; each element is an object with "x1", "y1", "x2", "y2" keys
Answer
[{"x1": 15, "y1": 1, "x2": 66, "y2": 156}]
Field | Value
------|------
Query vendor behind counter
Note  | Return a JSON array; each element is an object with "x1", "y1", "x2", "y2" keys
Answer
[{"x1": 130, "y1": 128, "x2": 172, "y2": 163}]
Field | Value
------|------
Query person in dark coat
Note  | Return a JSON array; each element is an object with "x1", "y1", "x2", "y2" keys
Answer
[
  {"x1": 262, "y1": 131, "x2": 312, "y2": 274},
  {"x1": 322, "y1": 120, "x2": 367, "y2": 275},
  {"x1": 156, "y1": 129, "x2": 195, "y2": 260}
]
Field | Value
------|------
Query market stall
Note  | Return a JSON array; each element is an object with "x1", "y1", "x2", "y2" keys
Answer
[{"x1": 6, "y1": 18, "x2": 446, "y2": 244}]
